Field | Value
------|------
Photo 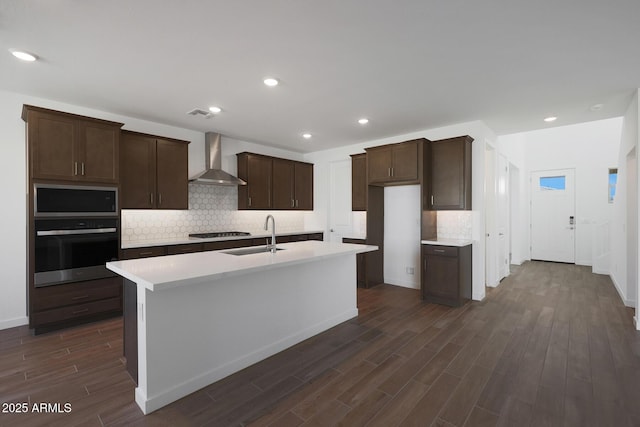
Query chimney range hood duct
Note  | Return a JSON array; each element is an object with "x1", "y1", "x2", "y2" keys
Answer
[{"x1": 189, "y1": 132, "x2": 246, "y2": 186}]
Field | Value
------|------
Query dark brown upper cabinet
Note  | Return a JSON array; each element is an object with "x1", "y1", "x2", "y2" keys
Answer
[
  {"x1": 272, "y1": 159, "x2": 314, "y2": 210},
  {"x1": 120, "y1": 130, "x2": 189, "y2": 210},
  {"x1": 293, "y1": 161, "x2": 313, "y2": 210},
  {"x1": 237, "y1": 153, "x2": 273, "y2": 210},
  {"x1": 365, "y1": 139, "x2": 421, "y2": 185},
  {"x1": 23, "y1": 105, "x2": 123, "y2": 184},
  {"x1": 350, "y1": 153, "x2": 367, "y2": 211},
  {"x1": 425, "y1": 135, "x2": 473, "y2": 210},
  {"x1": 238, "y1": 152, "x2": 314, "y2": 210}
]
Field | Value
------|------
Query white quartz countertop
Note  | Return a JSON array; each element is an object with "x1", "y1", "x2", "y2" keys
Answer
[
  {"x1": 107, "y1": 240, "x2": 378, "y2": 292},
  {"x1": 421, "y1": 238, "x2": 473, "y2": 247},
  {"x1": 121, "y1": 230, "x2": 325, "y2": 249}
]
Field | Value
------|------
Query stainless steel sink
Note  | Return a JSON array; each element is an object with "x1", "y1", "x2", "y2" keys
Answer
[{"x1": 222, "y1": 246, "x2": 285, "y2": 256}]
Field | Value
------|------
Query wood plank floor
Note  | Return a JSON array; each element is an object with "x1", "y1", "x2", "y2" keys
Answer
[{"x1": 1, "y1": 261, "x2": 640, "y2": 426}]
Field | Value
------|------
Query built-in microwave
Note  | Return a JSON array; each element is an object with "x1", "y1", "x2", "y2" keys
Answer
[{"x1": 34, "y1": 184, "x2": 118, "y2": 217}]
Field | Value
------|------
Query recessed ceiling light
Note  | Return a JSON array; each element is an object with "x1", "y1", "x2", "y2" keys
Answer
[
  {"x1": 263, "y1": 77, "x2": 279, "y2": 87},
  {"x1": 543, "y1": 116, "x2": 557, "y2": 122},
  {"x1": 10, "y1": 49, "x2": 37, "y2": 62},
  {"x1": 208, "y1": 106, "x2": 222, "y2": 114},
  {"x1": 302, "y1": 133, "x2": 312, "y2": 139},
  {"x1": 590, "y1": 103, "x2": 604, "y2": 111},
  {"x1": 358, "y1": 118, "x2": 369, "y2": 125}
]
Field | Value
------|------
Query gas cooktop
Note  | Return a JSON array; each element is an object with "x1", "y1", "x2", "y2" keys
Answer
[{"x1": 189, "y1": 231, "x2": 251, "y2": 239}]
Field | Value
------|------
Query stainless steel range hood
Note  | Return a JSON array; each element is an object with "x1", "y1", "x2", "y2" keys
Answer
[{"x1": 189, "y1": 132, "x2": 246, "y2": 186}]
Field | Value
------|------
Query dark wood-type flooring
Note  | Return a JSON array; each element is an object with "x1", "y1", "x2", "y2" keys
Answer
[{"x1": 1, "y1": 261, "x2": 640, "y2": 426}]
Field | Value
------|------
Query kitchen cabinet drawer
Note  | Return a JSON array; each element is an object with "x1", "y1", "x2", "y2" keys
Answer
[
  {"x1": 33, "y1": 277, "x2": 121, "y2": 312},
  {"x1": 423, "y1": 245, "x2": 458, "y2": 257},
  {"x1": 167, "y1": 243, "x2": 204, "y2": 255},
  {"x1": 122, "y1": 246, "x2": 167, "y2": 259},
  {"x1": 31, "y1": 297, "x2": 122, "y2": 326},
  {"x1": 203, "y1": 239, "x2": 253, "y2": 251}
]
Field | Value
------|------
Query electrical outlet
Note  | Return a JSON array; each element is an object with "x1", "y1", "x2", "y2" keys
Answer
[{"x1": 406, "y1": 267, "x2": 414, "y2": 275}]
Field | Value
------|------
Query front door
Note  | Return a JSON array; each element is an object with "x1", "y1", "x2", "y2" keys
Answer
[{"x1": 530, "y1": 169, "x2": 576, "y2": 263}]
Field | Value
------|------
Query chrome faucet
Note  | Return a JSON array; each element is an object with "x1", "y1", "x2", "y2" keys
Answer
[{"x1": 264, "y1": 215, "x2": 276, "y2": 253}]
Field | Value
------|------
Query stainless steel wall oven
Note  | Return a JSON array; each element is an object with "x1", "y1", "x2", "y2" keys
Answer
[{"x1": 33, "y1": 184, "x2": 119, "y2": 287}]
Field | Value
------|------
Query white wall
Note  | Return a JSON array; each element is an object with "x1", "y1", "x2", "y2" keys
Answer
[
  {"x1": 611, "y1": 90, "x2": 639, "y2": 307},
  {"x1": 498, "y1": 118, "x2": 623, "y2": 273},
  {"x1": 384, "y1": 185, "x2": 421, "y2": 289},
  {"x1": 523, "y1": 118, "x2": 622, "y2": 267},
  {"x1": 0, "y1": 89, "x2": 307, "y2": 330},
  {"x1": 305, "y1": 120, "x2": 496, "y2": 302}
]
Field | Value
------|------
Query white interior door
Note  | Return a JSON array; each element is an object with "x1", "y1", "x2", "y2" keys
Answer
[
  {"x1": 497, "y1": 155, "x2": 509, "y2": 279},
  {"x1": 530, "y1": 168, "x2": 576, "y2": 263},
  {"x1": 485, "y1": 144, "x2": 498, "y2": 286},
  {"x1": 328, "y1": 160, "x2": 353, "y2": 242}
]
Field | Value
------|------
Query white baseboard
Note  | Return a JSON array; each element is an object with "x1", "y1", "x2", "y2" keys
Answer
[
  {"x1": 610, "y1": 274, "x2": 635, "y2": 307},
  {"x1": 592, "y1": 267, "x2": 609, "y2": 275},
  {"x1": 386, "y1": 277, "x2": 419, "y2": 289},
  {"x1": 0, "y1": 316, "x2": 28, "y2": 331}
]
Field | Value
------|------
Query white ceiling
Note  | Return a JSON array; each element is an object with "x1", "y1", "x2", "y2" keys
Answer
[{"x1": 1, "y1": 1, "x2": 639, "y2": 153}]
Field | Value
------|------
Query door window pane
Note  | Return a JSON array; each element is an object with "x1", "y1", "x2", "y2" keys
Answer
[
  {"x1": 540, "y1": 176, "x2": 565, "y2": 190},
  {"x1": 609, "y1": 168, "x2": 617, "y2": 203}
]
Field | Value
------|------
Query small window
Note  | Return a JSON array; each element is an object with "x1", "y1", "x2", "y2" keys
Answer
[
  {"x1": 539, "y1": 176, "x2": 566, "y2": 190},
  {"x1": 609, "y1": 168, "x2": 617, "y2": 203}
]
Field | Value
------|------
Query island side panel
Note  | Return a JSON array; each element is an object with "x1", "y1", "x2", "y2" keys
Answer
[{"x1": 135, "y1": 253, "x2": 358, "y2": 414}]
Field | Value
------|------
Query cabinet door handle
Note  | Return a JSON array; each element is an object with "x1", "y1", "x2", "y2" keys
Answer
[
  {"x1": 150, "y1": 193, "x2": 154, "y2": 205},
  {"x1": 291, "y1": 199, "x2": 295, "y2": 208},
  {"x1": 434, "y1": 249, "x2": 445, "y2": 253},
  {"x1": 74, "y1": 162, "x2": 78, "y2": 176},
  {"x1": 388, "y1": 167, "x2": 391, "y2": 177},
  {"x1": 296, "y1": 199, "x2": 299, "y2": 208},
  {"x1": 72, "y1": 308, "x2": 89, "y2": 315},
  {"x1": 140, "y1": 251, "x2": 154, "y2": 256},
  {"x1": 158, "y1": 193, "x2": 162, "y2": 206},
  {"x1": 248, "y1": 197, "x2": 252, "y2": 207},
  {"x1": 431, "y1": 195, "x2": 434, "y2": 206},
  {"x1": 391, "y1": 167, "x2": 394, "y2": 177},
  {"x1": 71, "y1": 294, "x2": 89, "y2": 301},
  {"x1": 81, "y1": 162, "x2": 85, "y2": 176}
]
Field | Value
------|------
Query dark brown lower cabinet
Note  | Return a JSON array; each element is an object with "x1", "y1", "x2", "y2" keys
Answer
[
  {"x1": 123, "y1": 278, "x2": 138, "y2": 383},
  {"x1": 122, "y1": 233, "x2": 325, "y2": 260},
  {"x1": 342, "y1": 238, "x2": 367, "y2": 288},
  {"x1": 421, "y1": 244, "x2": 472, "y2": 307},
  {"x1": 30, "y1": 276, "x2": 122, "y2": 335}
]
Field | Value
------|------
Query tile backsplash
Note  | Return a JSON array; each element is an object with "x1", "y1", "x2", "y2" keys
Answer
[
  {"x1": 121, "y1": 184, "x2": 305, "y2": 243},
  {"x1": 437, "y1": 211, "x2": 473, "y2": 240}
]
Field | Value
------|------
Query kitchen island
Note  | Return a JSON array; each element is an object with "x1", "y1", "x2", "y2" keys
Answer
[{"x1": 106, "y1": 240, "x2": 377, "y2": 414}]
